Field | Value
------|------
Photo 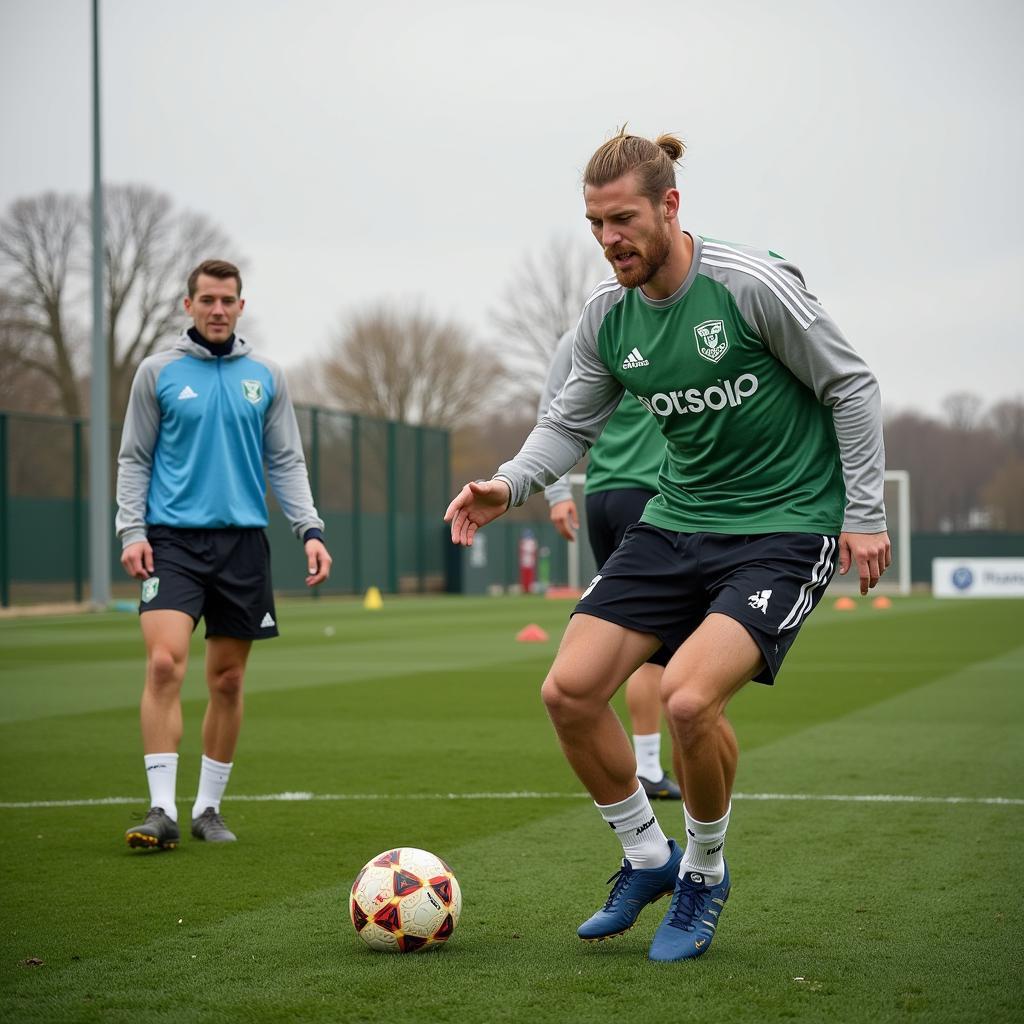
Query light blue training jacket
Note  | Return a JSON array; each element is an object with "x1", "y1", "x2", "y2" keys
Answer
[{"x1": 115, "y1": 331, "x2": 323, "y2": 547}]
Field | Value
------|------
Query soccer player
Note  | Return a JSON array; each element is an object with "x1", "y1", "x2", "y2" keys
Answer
[
  {"x1": 539, "y1": 329, "x2": 680, "y2": 801},
  {"x1": 446, "y1": 131, "x2": 890, "y2": 962},
  {"x1": 116, "y1": 259, "x2": 331, "y2": 850}
]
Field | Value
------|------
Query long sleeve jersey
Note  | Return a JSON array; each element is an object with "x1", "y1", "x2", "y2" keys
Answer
[
  {"x1": 499, "y1": 234, "x2": 886, "y2": 536},
  {"x1": 115, "y1": 331, "x2": 324, "y2": 546},
  {"x1": 538, "y1": 328, "x2": 667, "y2": 506}
]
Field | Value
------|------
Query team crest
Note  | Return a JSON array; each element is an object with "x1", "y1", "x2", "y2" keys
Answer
[
  {"x1": 694, "y1": 319, "x2": 729, "y2": 363},
  {"x1": 241, "y1": 379, "x2": 264, "y2": 404},
  {"x1": 141, "y1": 577, "x2": 160, "y2": 603}
]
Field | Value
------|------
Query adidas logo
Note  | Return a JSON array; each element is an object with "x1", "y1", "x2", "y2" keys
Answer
[
  {"x1": 622, "y1": 347, "x2": 650, "y2": 369},
  {"x1": 260, "y1": 612, "x2": 276, "y2": 628},
  {"x1": 177, "y1": 385, "x2": 199, "y2": 400}
]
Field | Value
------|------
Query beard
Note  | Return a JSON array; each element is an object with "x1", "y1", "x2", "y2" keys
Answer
[{"x1": 605, "y1": 224, "x2": 672, "y2": 289}]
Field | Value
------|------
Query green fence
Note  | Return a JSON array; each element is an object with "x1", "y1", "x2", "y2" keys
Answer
[{"x1": 0, "y1": 408, "x2": 451, "y2": 606}]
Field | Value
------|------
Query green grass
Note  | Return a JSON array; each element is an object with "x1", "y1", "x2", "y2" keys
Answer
[{"x1": 0, "y1": 595, "x2": 1022, "y2": 1023}]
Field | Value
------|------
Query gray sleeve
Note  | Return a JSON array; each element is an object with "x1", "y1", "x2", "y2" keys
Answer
[
  {"x1": 115, "y1": 358, "x2": 162, "y2": 547},
  {"x1": 496, "y1": 289, "x2": 625, "y2": 508},
  {"x1": 261, "y1": 361, "x2": 325, "y2": 539},
  {"x1": 537, "y1": 330, "x2": 577, "y2": 506},
  {"x1": 729, "y1": 258, "x2": 886, "y2": 533}
]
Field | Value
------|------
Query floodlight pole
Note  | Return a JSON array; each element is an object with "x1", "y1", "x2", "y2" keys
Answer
[{"x1": 89, "y1": 0, "x2": 111, "y2": 609}]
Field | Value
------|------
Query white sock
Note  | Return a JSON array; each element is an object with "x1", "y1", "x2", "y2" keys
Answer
[
  {"x1": 191, "y1": 755, "x2": 233, "y2": 820},
  {"x1": 633, "y1": 733, "x2": 663, "y2": 781},
  {"x1": 144, "y1": 752, "x2": 178, "y2": 822},
  {"x1": 597, "y1": 783, "x2": 671, "y2": 869},
  {"x1": 680, "y1": 802, "x2": 730, "y2": 885}
]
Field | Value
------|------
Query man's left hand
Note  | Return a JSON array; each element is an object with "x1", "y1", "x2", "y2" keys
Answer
[
  {"x1": 304, "y1": 539, "x2": 332, "y2": 587},
  {"x1": 837, "y1": 531, "x2": 891, "y2": 595}
]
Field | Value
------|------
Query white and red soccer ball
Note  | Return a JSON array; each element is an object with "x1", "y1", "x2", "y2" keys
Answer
[{"x1": 349, "y1": 847, "x2": 462, "y2": 952}]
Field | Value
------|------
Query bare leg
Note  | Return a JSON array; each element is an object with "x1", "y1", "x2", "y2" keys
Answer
[
  {"x1": 202, "y1": 636, "x2": 252, "y2": 763},
  {"x1": 661, "y1": 613, "x2": 762, "y2": 821},
  {"x1": 140, "y1": 610, "x2": 194, "y2": 754},
  {"x1": 624, "y1": 662, "x2": 662, "y2": 735},
  {"x1": 540, "y1": 614, "x2": 660, "y2": 805}
]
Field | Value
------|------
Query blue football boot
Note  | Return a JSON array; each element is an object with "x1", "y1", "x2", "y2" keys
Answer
[
  {"x1": 577, "y1": 838, "x2": 683, "y2": 941},
  {"x1": 648, "y1": 861, "x2": 730, "y2": 962}
]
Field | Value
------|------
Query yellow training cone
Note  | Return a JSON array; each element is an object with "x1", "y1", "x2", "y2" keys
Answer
[{"x1": 363, "y1": 586, "x2": 383, "y2": 610}]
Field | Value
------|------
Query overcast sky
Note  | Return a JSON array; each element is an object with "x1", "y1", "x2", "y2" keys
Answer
[{"x1": 2, "y1": 0, "x2": 1022, "y2": 418}]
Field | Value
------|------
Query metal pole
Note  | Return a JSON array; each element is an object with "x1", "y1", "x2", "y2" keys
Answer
[{"x1": 88, "y1": 0, "x2": 110, "y2": 609}]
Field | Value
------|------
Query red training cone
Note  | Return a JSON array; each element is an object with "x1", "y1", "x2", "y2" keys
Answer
[{"x1": 516, "y1": 624, "x2": 549, "y2": 643}]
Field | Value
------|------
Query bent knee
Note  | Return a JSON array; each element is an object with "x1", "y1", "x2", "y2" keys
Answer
[
  {"x1": 540, "y1": 669, "x2": 601, "y2": 722},
  {"x1": 663, "y1": 687, "x2": 718, "y2": 731}
]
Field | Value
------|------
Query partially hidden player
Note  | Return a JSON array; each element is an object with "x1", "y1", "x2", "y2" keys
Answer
[
  {"x1": 116, "y1": 259, "x2": 331, "y2": 850},
  {"x1": 539, "y1": 329, "x2": 681, "y2": 801},
  {"x1": 446, "y1": 131, "x2": 890, "y2": 961}
]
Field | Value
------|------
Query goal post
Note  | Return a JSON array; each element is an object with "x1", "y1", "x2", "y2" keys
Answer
[{"x1": 565, "y1": 469, "x2": 911, "y2": 595}]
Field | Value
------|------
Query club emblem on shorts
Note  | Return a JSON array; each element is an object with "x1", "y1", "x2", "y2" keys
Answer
[
  {"x1": 694, "y1": 319, "x2": 729, "y2": 363},
  {"x1": 241, "y1": 379, "x2": 264, "y2": 404},
  {"x1": 141, "y1": 577, "x2": 160, "y2": 603},
  {"x1": 747, "y1": 589, "x2": 772, "y2": 614}
]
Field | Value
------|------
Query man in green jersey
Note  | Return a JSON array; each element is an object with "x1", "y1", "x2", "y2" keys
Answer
[
  {"x1": 539, "y1": 328, "x2": 681, "y2": 802},
  {"x1": 446, "y1": 130, "x2": 890, "y2": 963}
]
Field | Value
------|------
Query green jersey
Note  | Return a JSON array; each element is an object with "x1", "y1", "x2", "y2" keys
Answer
[
  {"x1": 537, "y1": 329, "x2": 665, "y2": 504},
  {"x1": 499, "y1": 234, "x2": 886, "y2": 536}
]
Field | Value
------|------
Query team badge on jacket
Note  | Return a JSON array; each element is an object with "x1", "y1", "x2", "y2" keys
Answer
[
  {"x1": 694, "y1": 320, "x2": 729, "y2": 363},
  {"x1": 241, "y1": 380, "x2": 264, "y2": 404}
]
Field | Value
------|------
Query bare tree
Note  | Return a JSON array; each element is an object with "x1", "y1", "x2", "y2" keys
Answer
[
  {"x1": 942, "y1": 391, "x2": 984, "y2": 431},
  {"x1": 987, "y1": 397, "x2": 1024, "y2": 457},
  {"x1": 982, "y1": 460, "x2": 1024, "y2": 530},
  {"x1": 0, "y1": 186, "x2": 235, "y2": 419},
  {"x1": 321, "y1": 302, "x2": 507, "y2": 429},
  {"x1": 491, "y1": 235, "x2": 605, "y2": 404},
  {"x1": 0, "y1": 193, "x2": 85, "y2": 415},
  {"x1": 104, "y1": 185, "x2": 233, "y2": 415},
  {"x1": 0, "y1": 289, "x2": 64, "y2": 413}
]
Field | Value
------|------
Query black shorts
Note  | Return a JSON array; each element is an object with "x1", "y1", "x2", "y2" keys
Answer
[
  {"x1": 139, "y1": 526, "x2": 279, "y2": 640},
  {"x1": 585, "y1": 488, "x2": 657, "y2": 567},
  {"x1": 574, "y1": 525, "x2": 838, "y2": 684}
]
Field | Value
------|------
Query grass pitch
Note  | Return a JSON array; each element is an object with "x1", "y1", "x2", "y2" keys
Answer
[{"x1": 0, "y1": 594, "x2": 1022, "y2": 1023}]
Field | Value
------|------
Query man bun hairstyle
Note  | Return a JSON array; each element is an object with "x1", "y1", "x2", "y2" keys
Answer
[
  {"x1": 584, "y1": 127, "x2": 686, "y2": 204},
  {"x1": 187, "y1": 259, "x2": 243, "y2": 298}
]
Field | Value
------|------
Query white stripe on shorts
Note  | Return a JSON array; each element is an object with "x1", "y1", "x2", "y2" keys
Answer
[{"x1": 778, "y1": 536, "x2": 837, "y2": 632}]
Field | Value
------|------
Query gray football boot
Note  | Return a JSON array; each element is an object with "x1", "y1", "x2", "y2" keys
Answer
[
  {"x1": 191, "y1": 807, "x2": 237, "y2": 842},
  {"x1": 125, "y1": 807, "x2": 180, "y2": 850}
]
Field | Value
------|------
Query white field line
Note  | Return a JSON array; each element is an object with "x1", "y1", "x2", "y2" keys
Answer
[{"x1": 0, "y1": 790, "x2": 1022, "y2": 809}]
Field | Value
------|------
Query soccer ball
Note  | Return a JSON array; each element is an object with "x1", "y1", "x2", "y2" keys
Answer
[{"x1": 349, "y1": 847, "x2": 462, "y2": 952}]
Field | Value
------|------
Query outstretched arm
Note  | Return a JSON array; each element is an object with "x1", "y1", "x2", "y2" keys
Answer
[{"x1": 444, "y1": 480, "x2": 512, "y2": 547}]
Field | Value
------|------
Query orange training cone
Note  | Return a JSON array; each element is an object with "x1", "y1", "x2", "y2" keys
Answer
[
  {"x1": 872, "y1": 595, "x2": 892, "y2": 609},
  {"x1": 834, "y1": 596, "x2": 857, "y2": 611},
  {"x1": 516, "y1": 624, "x2": 549, "y2": 643}
]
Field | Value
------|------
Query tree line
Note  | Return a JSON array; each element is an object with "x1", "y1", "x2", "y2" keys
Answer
[{"x1": 1, "y1": 186, "x2": 1020, "y2": 532}]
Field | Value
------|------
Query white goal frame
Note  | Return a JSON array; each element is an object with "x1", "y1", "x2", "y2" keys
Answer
[{"x1": 566, "y1": 469, "x2": 911, "y2": 595}]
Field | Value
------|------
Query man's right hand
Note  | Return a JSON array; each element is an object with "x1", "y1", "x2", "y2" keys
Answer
[
  {"x1": 444, "y1": 479, "x2": 511, "y2": 546},
  {"x1": 121, "y1": 540, "x2": 154, "y2": 580},
  {"x1": 549, "y1": 499, "x2": 579, "y2": 541}
]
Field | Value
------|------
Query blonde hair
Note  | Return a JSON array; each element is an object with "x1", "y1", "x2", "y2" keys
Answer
[{"x1": 583, "y1": 127, "x2": 686, "y2": 203}]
